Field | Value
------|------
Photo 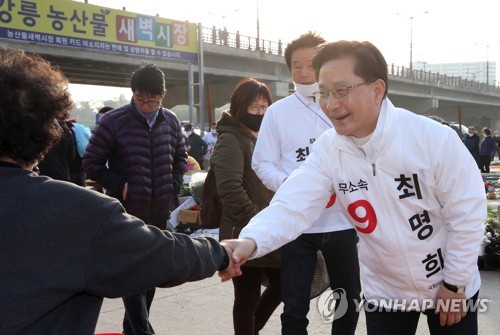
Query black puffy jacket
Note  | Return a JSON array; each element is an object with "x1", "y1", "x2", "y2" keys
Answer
[{"x1": 83, "y1": 100, "x2": 187, "y2": 227}]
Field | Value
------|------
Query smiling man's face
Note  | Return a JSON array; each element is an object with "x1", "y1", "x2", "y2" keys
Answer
[{"x1": 318, "y1": 57, "x2": 384, "y2": 138}]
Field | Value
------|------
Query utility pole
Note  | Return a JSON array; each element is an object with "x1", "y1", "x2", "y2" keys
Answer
[
  {"x1": 256, "y1": 0, "x2": 260, "y2": 51},
  {"x1": 486, "y1": 45, "x2": 490, "y2": 85},
  {"x1": 400, "y1": 11, "x2": 429, "y2": 73}
]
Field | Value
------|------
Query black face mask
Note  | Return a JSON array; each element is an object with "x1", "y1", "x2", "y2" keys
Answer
[{"x1": 242, "y1": 113, "x2": 264, "y2": 132}]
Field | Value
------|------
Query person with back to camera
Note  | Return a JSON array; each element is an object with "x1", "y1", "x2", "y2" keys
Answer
[
  {"x1": 87, "y1": 106, "x2": 114, "y2": 193},
  {"x1": 83, "y1": 64, "x2": 189, "y2": 335},
  {"x1": 492, "y1": 130, "x2": 499, "y2": 160},
  {"x1": 37, "y1": 119, "x2": 84, "y2": 186},
  {"x1": 251, "y1": 32, "x2": 360, "y2": 335},
  {"x1": 96, "y1": 106, "x2": 114, "y2": 125},
  {"x1": 0, "y1": 47, "x2": 238, "y2": 335},
  {"x1": 220, "y1": 40, "x2": 486, "y2": 335},
  {"x1": 212, "y1": 77, "x2": 281, "y2": 335},
  {"x1": 184, "y1": 123, "x2": 208, "y2": 169}
]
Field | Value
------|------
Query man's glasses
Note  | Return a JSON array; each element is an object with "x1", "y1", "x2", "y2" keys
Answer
[
  {"x1": 249, "y1": 104, "x2": 269, "y2": 112},
  {"x1": 135, "y1": 99, "x2": 161, "y2": 108},
  {"x1": 318, "y1": 82, "x2": 373, "y2": 101}
]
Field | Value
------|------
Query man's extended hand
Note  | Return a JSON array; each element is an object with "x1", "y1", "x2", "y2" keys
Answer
[
  {"x1": 218, "y1": 243, "x2": 242, "y2": 282},
  {"x1": 434, "y1": 284, "x2": 467, "y2": 326},
  {"x1": 218, "y1": 238, "x2": 257, "y2": 281}
]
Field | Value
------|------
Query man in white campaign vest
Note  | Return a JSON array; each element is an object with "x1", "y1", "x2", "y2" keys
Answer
[
  {"x1": 220, "y1": 40, "x2": 485, "y2": 335},
  {"x1": 251, "y1": 32, "x2": 360, "y2": 335}
]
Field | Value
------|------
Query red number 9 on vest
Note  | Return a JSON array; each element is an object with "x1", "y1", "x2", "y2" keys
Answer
[{"x1": 347, "y1": 199, "x2": 377, "y2": 234}]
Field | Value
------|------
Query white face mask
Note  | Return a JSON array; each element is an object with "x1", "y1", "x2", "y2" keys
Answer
[
  {"x1": 186, "y1": 130, "x2": 193, "y2": 136},
  {"x1": 211, "y1": 129, "x2": 217, "y2": 135},
  {"x1": 294, "y1": 82, "x2": 319, "y2": 101}
]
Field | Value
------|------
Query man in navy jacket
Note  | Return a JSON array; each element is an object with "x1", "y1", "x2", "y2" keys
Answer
[{"x1": 84, "y1": 64, "x2": 188, "y2": 335}]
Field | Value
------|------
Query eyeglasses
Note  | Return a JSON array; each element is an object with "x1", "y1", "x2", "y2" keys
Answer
[
  {"x1": 135, "y1": 99, "x2": 161, "y2": 108},
  {"x1": 318, "y1": 82, "x2": 373, "y2": 101},
  {"x1": 249, "y1": 104, "x2": 269, "y2": 112}
]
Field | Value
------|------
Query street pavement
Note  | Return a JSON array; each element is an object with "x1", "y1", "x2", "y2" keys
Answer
[{"x1": 95, "y1": 266, "x2": 500, "y2": 334}]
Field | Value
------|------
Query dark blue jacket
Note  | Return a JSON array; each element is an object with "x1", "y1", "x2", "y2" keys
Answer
[
  {"x1": 463, "y1": 133, "x2": 480, "y2": 158},
  {"x1": 83, "y1": 100, "x2": 187, "y2": 227}
]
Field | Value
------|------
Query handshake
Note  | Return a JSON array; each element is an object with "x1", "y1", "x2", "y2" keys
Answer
[{"x1": 218, "y1": 238, "x2": 257, "y2": 281}]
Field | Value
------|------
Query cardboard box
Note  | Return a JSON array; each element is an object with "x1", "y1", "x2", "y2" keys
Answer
[
  {"x1": 178, "y1": 209, "x2": 202, "y2": 225},
  {"x1": 169, "y1": 196, "x2": 197, "y2": 229}
]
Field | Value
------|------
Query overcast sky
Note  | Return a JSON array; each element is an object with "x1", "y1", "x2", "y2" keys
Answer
[
  {"x1": 71, "y1": 0, "x2": 500, "y2": 99},
  {"x1": 92, "y1": 0, "x2": 499, "y2": 64}
]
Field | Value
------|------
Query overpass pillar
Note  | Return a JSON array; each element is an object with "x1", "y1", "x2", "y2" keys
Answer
[
  {"x1": 413, "y1": 98, "x2": 439, "y2": 114},
  {"x1": 164, "y1": 85, "x2": 190, "y2": 108},
  {"x1": 165, "y1": 80, "x2": 291, "y2": 126}
]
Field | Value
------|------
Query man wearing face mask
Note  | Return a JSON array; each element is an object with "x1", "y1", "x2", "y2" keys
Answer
[
  {"x1": 251, "y1": 32, "x2": 361, "y2": 335},
  {"x1": 83, "y1": 64, "x2": 187, "y2": 335},
  {"x1": 202, "y1": 123, "x2": 219, "y2": 169}
]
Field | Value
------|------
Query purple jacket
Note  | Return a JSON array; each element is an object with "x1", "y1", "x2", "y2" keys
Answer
[
  {"x1": 480, "y1": 136, "x2": 496, "y2": 156},
  {"x1": 83, "y1": 100, "x2": 187, "y2": 227}
]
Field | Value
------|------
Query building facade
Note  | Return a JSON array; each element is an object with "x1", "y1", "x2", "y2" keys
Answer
[{"x1": 413, "y1": 61, "x2": 497, "y2": 85}]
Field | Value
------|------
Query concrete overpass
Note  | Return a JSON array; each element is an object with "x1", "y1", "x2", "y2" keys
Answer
[{"x1": 2, "y1": 26, "x2": 500, "y2": 130}]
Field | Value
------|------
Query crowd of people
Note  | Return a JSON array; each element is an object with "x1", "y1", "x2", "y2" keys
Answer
[
  {"x1": 0, "y1": 31, "x2": 489, "y2": 335},
  {"x1": 464, "y1": 126, "x2": 500, "y2": 173}
]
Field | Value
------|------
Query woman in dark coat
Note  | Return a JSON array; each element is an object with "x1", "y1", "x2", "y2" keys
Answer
[
  {"x1": 211, "y1": 78, "x2": 281, "y2": 335},
  {"x1": 479, "y1": 127, "x2": 496, "y2": 173}
]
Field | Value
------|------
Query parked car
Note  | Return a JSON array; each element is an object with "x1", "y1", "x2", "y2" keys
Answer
[
  {"x1": 425, "y1": 116, "x2": 468, "y2": 140},
  {"x1": 426, "y1": 115, "x2": 445, "y2": 123},
  {"x1": 449, "y1": 123, "x2": 469, "y2": 140}
]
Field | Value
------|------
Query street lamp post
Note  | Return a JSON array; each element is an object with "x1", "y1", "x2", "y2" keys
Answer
[
  {"x1": 221, "y1": 9, "x2": 239, "y2": 28},
  {"x1": 486, "y1": 45, "x2": 490, "y2": 85},
  {"x1": 416, "y1": 61, "x2": 427, "y2": 71},
  {"x1": 208, "y1": 9, "x2": 239, "y2": 29},
  {"x1": 406, "y1": 11, "x2": 429, "y2": 72},
  {"x1": 256, "y1": 0, "x2": 260, "y2": 50},
  {"x1": 474, "y1": 43, "x2": 492, "y2": 84}
]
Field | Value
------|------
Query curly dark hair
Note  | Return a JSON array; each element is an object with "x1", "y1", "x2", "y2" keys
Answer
[{"x1": 0, "y1": 48, "x2": 73, "y2": 166}]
